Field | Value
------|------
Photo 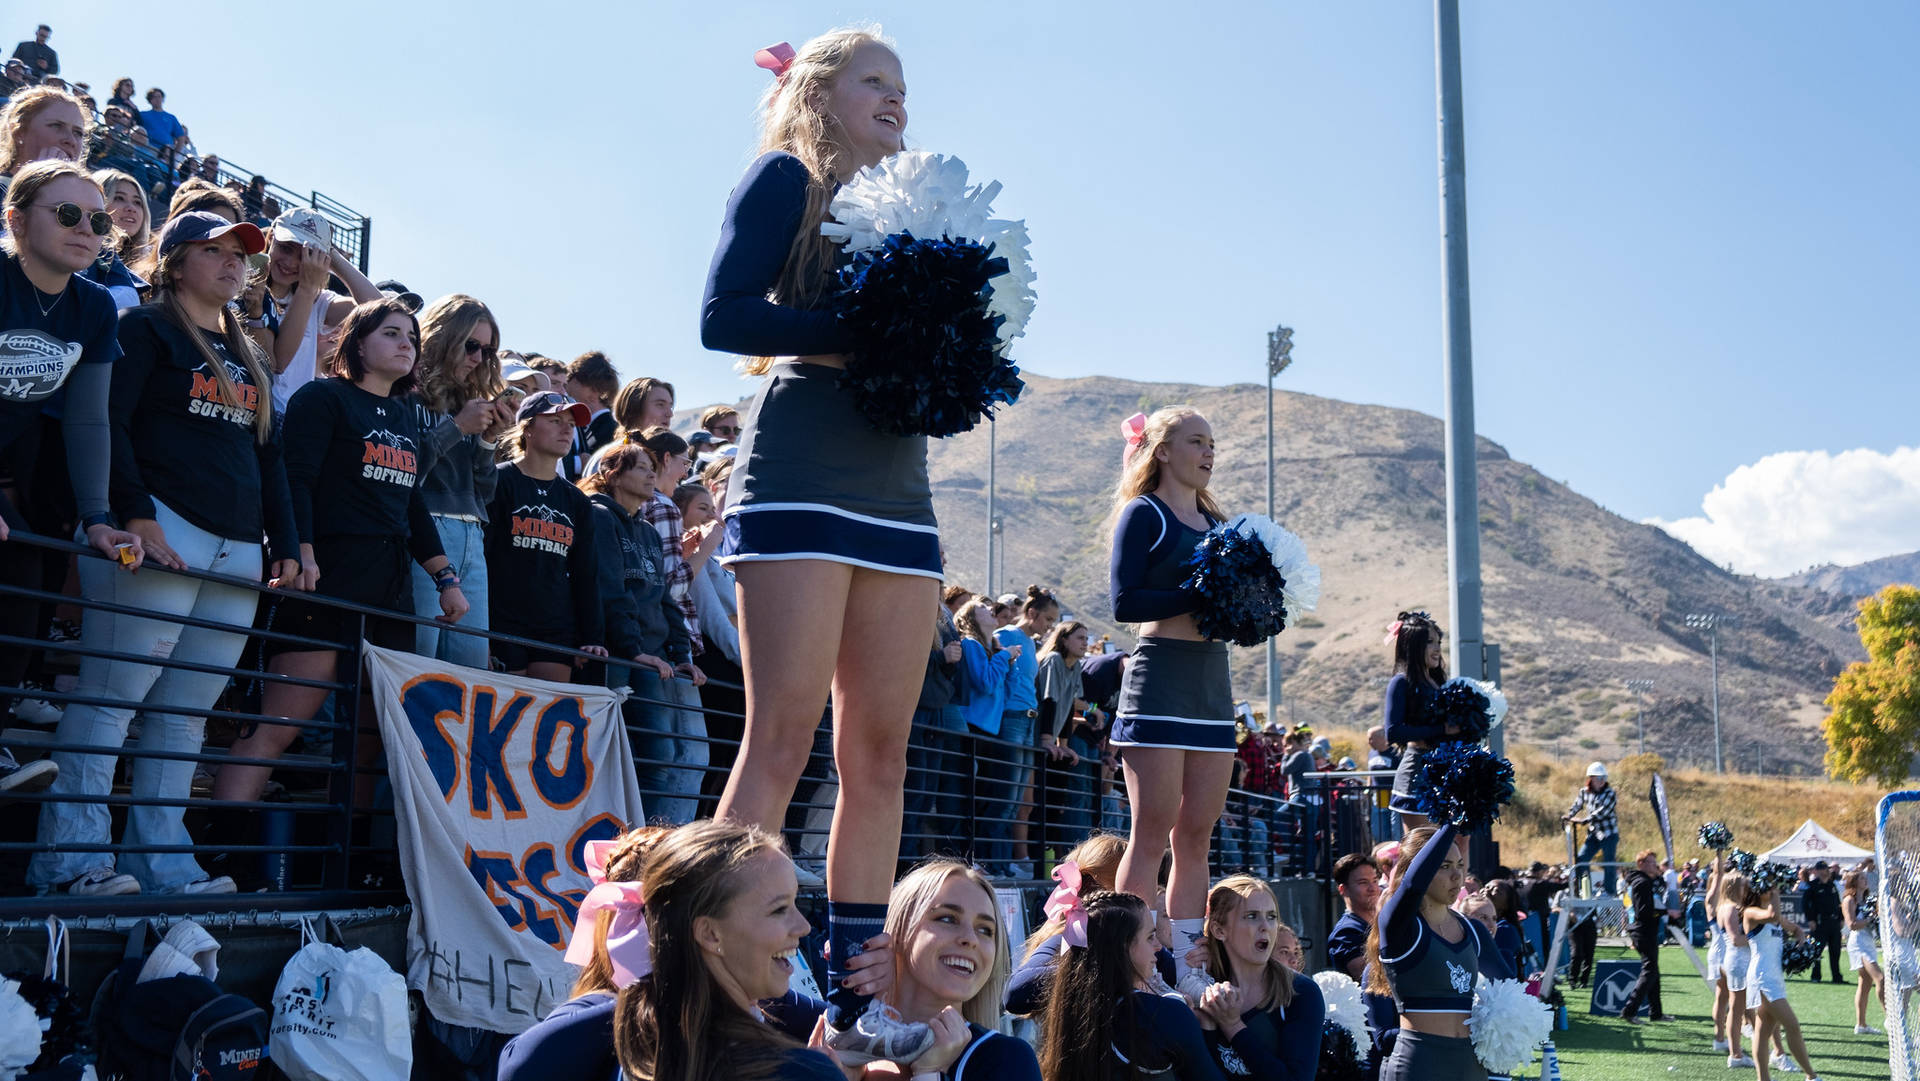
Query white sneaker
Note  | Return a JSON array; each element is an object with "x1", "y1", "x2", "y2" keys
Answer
[
  {"x1": 1177, "y1": 970, "x2": 1217, "y2": 1004},
  {"x1": 1004, "y1": 861, "x2": 1034, "y2": 880},
  {"x1": 10, "y1": 694, "x2": 62, "y2": 726},
  {"x1": 0, "y1": 749, "x2": 56, "y2": 794},
  {"x1": 1726, "y1": 1055, "x2": 1754, "y2": 1068},
  {"x1": 1855, "y1": 1024, "x2": 1882, "y2": 1035},
  {"x1": 169, "y1": 876, "x2": 236, "y2": 895},
  {"x1": 1713, "y1": 1039, "x2": 1729, "y2": 1053},
  {"x1": 64, "y1": 868, "x2": 139, "y2": 896},
  {"x1": 1772, "y1": 1053, "x2": 1802, "y2": 1073},
  {"x1": 824, "y1": 1002, "x2": 937, "y2": 1065}
]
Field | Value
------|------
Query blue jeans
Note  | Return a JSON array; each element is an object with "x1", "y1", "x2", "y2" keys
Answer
[
  {"x1": 626, "y1": 669, "x2": 707, "y2": 825},
  {"x1": 409, "y1": 516, "x2": 489, "y2": 670},
  {"x1": 980, "y1": 711, "x2": 1036, "y2": 867},
  {"x1": 29, "y1": 501, "x2": 260, "y2": 891},
  {"x1": 905, "y1": 707, "x2": 971, "y2": 857},
  {"x1": 1576, "y1": 832, "x2": 1619, "y2": 895}
]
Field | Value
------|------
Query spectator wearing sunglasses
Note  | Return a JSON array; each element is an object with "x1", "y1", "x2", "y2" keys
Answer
[
  {"x1": 0, "y1": 161, "x2": 144, "y2": 728},
  {"x1": 28, "y1": 211, "x2": 292, "y2": 897},
  {"x1": 1, "y1": 85, "x2": 88, "y2": 179},
  {"x1": 699, "y1": 404, "x2": 741, "y2": 444},
  {"x1": 407, "y1": 294, "x2": 515, "y2": 669},
  {"x1": 255, "y1": 207, "x2": 382, "y2": 411},
  {"x1": 487, "y1": 392, "x2": 606, "y2": 682}
]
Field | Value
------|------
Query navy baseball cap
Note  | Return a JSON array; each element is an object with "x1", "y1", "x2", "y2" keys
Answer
[
  {"x1": 156, "y1": 211, "x2": 266, "y2": 257},
  {"x1": 515, "y1": 391, "x2": 591, "y2": 427}
]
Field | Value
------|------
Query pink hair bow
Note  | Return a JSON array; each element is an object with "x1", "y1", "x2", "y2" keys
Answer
[
  {"x1": 754, "y1": 42, "x2": 797, "y2": 81},
  {"x1": 563, "y1": 839, "x2": 651, "y2": 987},
  {"x1": 1383, "y1": 619, "x2": 1405, "y2": 646},
  {"x1": 1120, "y1": 413, "x2": 1148, "y2": 465},
  {"x1": 1044, "y1": 860, "x2": 1089, "y2": 948}
]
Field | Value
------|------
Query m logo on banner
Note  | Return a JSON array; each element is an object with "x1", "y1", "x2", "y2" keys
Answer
[{"x1": 1588, "y1": 959, "x2": 1639, "y2": 1016}]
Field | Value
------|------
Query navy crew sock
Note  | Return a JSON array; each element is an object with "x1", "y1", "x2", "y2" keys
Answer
[{"x1": 824, "y1": 900, "x2": 888, "y2": 1030}]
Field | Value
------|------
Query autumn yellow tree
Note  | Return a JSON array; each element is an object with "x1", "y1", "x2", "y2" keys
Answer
[{"x1": 1824, "y1": 584, "x2": 1920, "y2": 784}]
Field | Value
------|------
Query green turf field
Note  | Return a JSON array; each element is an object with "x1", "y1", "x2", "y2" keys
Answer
[{"x1": 1543, "y1": 947, "x2": 1896, "y2": 1080}]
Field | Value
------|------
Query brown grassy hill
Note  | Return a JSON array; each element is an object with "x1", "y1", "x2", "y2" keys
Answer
[{"x1": 688, "y1": 372, "x2": 1867, "y2": 775}]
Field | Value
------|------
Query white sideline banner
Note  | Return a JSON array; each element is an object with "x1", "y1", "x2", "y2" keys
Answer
[{"x1": 363, "y1": 644, "x2": 644, "y2": 1034}]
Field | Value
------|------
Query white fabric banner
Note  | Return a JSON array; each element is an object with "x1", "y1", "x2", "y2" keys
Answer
[{"x1": 363, "y1": 644, "x2": 644, "y2": 1034}]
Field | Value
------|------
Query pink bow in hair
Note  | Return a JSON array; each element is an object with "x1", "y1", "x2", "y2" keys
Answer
[
  {"x1": 1044, "y1": 860, "x2": 1089, "y2": 948},
  {"x1": 1120, "y1": 413, "x2": 1148, "y2": 465},
  {"x1": 754, "y1": 42, "x2": 797, "y2": 81},
  {"x1": 563, "y1": 839, "x2": 651, "y2": 987},
  {"x1": 1383, "y1": 619, "x2": 1405, "y2": 646}
]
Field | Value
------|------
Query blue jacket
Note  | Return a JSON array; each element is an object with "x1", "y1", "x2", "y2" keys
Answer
[
  {"x1": 956, "y1": 638, "x2": 1014, "y2": 735},
  {"x1": 993, "y1": 625, "x2": 1040, "y2": 712}
]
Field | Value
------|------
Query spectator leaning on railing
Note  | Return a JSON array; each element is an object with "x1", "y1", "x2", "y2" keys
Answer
[{"x1": 28, "y1": 210, "x2": 287, "y2": 899}]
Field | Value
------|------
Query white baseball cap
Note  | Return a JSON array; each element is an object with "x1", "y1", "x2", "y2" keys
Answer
[{"x1": 270, "y1": 207, "x2": 333, "y2": 250}]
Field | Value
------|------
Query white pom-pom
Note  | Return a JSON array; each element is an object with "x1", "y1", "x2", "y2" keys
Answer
[
  {"x1": 1476, "y1": 680, "x2": 1508, "y2": 728},
  {"x1": 1227, "y1": 513, "x2": 1321, "y2": 612},
  {"x1": 823, "y1": 150, "x2": 1035, "y2": 351},
  {"x1": 0, "y1": 977, "x2": 42, "y2": 1081},
  {"x1": 1469, "y1": 977, "x2": 1551, "y2": 1075},
  {"x1": 1311, "y1": 971, "x2": 1372, "y2": 1059}
]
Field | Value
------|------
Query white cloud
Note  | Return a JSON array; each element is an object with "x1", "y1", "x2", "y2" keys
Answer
[{"x1": 1645, "y1": 447, "x2": 1920, "y2": 577}]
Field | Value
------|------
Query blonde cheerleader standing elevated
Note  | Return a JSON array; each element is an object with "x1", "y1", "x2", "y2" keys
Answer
[{"x1": 699, "y1": 26, "x2": 936, "y2": 1064}]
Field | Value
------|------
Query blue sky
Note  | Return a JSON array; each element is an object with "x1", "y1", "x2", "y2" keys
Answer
[{"x1": 48, "y1": 2, "x2": 1918, "y2": 575}]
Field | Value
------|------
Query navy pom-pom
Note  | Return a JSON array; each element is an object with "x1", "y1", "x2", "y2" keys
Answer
[
  {"x1": 833, "y1": 231, "x2": 1025, "y2": 438},
  {"x1": 1752, "y1": 861, "x2": 1799, "y2": 894},
  {"x1": 1316, "y1": 1019, "x2": 1366, "y2": 1081},
  {"x1": 1698, "y1": 822, "x2": 1734, "y2": 850},
  {"x1": 1782, "y1": 937, "x2": 1824, "y2": 977},
  {"x1": 1727, "y1": 848, "x2": 1758, "y2": 876},
  {"x1": 1182, "y1": 525, "x2": 1290, "y2": 647},
  {"x1": 1413, "y1": 743, "x2": 1516, "y2": 832},
  {"x1": 1434, "y1": 678, "x2": 1494, "y2": 742}
]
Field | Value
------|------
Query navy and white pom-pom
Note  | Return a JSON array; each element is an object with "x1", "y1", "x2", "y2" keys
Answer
[
  {"x1": 1782, "y1": 937, "x2": 1824, "y2": 976},
  {"x1": 1435, "y1": 677, "x2": 1505, "y2": 742},
  {"x1": 823, "y1": 151, "x2": 1033, "y2": 438},
  {"x1": 1727, "y1": 848, "x2": 1758, "y2": 876},
  {"x1": 1859, "y1": 892, "x2": 1878, "y2": 926},
  {"x1": 1698, "y1": 822, "x2": 1734, "y2": 851},
  {"x1": 1470, "y1": 977, "x2": 1552, "y2": 1075},
  {"x1": 1312, "y1": 971, "x2": 1372, "y2": 1060},
  {"x1": 1181, "y1": 513, "x2": 1319, "y2": 647},
  {"x1": 1317, "y1": 1019, "x2": 1366, "y2": 1081},
  {"x1": 1753, "y1": 861, "x2": 1799, "y2": 894},
  {"x1": 1414, "y1": 743, "x2": 1516, "y2": 832}
]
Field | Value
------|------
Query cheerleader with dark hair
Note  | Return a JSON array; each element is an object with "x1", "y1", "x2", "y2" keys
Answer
[
  {"x1": 1104, "y1": 407, "x2": 1232, "y2": 993},
  {"x1": 1037, "y1": 890, "x2": 1225, "y2": 1081},
  {"x1": 1363, "y1": 825, "x2": 1500, "y2": 1081},
  {"x1": 1381, "y1": 612, "x2": 1453, "y2": 832},
  {"x1": 1743, "y1": 883, "x2": 1823, "y2": 1080}
]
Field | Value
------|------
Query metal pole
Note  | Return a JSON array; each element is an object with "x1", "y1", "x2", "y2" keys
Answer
[
  {"x1": 1709, "y1": 628, "x2": 1722, "y2": 773},
  {"x1": 1625, "y1": 679, "x2": 1653, "y2": 756},
  {"x1": 986, "y1": 418, "x2": 995, "y2": 593},
  {"x1": 1265, "y1": 339, "x2": 1277, "y2": 728},
  {"x1": 1435, "y1": 0, "x2": 1485, "y2": 687}
]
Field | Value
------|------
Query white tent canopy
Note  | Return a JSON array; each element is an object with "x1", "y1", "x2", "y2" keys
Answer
[{"x1": 1761, "y1": 819, "x2": 1873, "y2": 868}]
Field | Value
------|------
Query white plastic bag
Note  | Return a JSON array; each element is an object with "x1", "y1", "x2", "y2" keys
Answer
[{"x1": 269, "y1": 917, "x2": 411, "y2": 1081}]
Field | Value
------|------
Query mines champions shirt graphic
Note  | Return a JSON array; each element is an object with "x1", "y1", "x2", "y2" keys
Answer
[{"x1": 0, "y1": 328, "x2": 83, "y2": 403}]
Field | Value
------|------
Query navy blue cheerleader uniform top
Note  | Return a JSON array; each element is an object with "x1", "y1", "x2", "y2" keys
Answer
[
  {"x1": 701, "y1": 150, "x2": 941, "y2": 580},
  {"x1": 1108, "y1": 493, "x2": 1236, "y2": 752}
]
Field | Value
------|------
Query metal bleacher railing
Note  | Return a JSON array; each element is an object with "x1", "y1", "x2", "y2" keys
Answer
[
  {"x1": 2, "y1": 530, "x2": 1386, "y2": 921},
  {"x1": 87, "y1": 123, "x2": 372, "y2": 272}
]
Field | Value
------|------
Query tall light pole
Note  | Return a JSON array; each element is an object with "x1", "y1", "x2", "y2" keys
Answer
[
  {"x1": 1435, "y1": 0, "x2": 1486, "y2": 692},
  {"x1": 985, "y1": 418, "x2": 996, "y2": 594},
  {"x1": 1624, "y1": 678, "x2": 1654, "y2": 755},
  {"x1": 1265, "y1": 325, "x2": 1294, "y2": 728},
  {"x1": 1684, "y1": 613, "x2": 1736, "y2": 773}
]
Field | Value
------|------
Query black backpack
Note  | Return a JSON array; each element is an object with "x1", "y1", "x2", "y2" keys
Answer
[{"x1": 90, "y1": 922, "x2": 272, "y2": 1081}]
